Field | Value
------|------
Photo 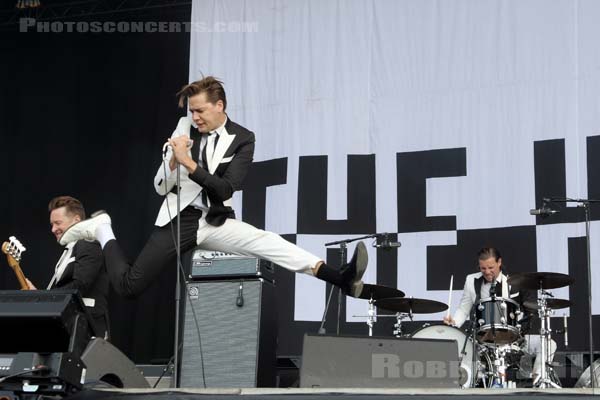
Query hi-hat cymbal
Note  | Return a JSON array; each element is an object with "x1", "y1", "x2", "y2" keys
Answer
[
  {"x1": 523, "y1": 298, "x2": 572, "y2": 310},
  {"x1": 508, "y1": 272, "x2": 574, "y2": 290},
  {"x1": 358, "y1": 284, "x2": 405, "y2": 300},
  {"x1": 375, "y1": 297, "x2": 448, "y2": 314}
]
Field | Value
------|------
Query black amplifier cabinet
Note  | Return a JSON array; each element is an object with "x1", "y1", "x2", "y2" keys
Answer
[
  {"x1": 300, "y1": 334, "x2": 461, "y2": 388},
  {"x1": 185, "y1": 248, "x2": 275, "y2": 281},
  {"x1": 179, "y1": 278, "x2": 277, "y2": 388}
]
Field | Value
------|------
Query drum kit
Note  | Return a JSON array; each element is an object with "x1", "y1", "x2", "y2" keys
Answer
[{"x1": 355, "y1": 271, "x2": 574, "y2": 389}]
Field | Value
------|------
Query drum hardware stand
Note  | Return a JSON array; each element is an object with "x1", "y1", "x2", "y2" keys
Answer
[
  {"x1": 534, "y1": 288, "x2": 561, "y2": 389},
  {"x1": 544, "y1": 197, "x2": 599, "y2": 389},
  {"x1": 321, "y1": 234, "x2": 380, "y2": 335},
  {"x1": 351, "y1": 312, "x2": 409, "y2": 337},
  {"x1": 366, "y1": 297, "x2": 376, "y2": 336},
  {"x1": 393, "y1": 312, "x2": 412, "y2": 338},
  {"x1": 351, "y1": 294, "x2": 377, "y2": 337},
  {"x1": 468, "y1": 310, "x2": 488, "y2": 388}
]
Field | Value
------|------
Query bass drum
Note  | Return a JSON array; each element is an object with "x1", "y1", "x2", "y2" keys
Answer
[{"x1": 412, "y1": 324, "x2": 492, "y2": 388}]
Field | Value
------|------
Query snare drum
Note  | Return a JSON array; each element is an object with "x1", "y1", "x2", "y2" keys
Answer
[
  {"x1": 412, "y1": 324, "x2": 491, "y2": 388},
  {"x1": 475, "y1": 297, "x2": 521, "y2": 345}
]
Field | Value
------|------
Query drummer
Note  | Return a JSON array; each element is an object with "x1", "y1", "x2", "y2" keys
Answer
[{"x1": 443, "y1": 247, "x2": 557, "y2": 384}]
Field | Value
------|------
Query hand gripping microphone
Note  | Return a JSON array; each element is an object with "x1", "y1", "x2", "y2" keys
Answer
[{"x1": 162, "y1": 139, "x2": 194, "y2": 156}]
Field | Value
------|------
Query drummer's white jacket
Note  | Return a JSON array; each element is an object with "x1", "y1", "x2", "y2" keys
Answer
[{"x1": 453, "y1": 271, "x2": 513, "y2": 328}]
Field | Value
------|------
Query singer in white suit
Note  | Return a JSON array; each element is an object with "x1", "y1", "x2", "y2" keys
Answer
[{"x1": 59, "y1": 76, "x2": 368, "y2": 300}]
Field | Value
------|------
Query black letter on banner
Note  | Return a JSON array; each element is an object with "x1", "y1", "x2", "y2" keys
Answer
[
  {"x1": 567, "y1": 236, "x2": 593, "y2": 350},
  {"x1": 241, "y1": 158, "x2": 287, "y2": 229},
  {"x1": 396, "y1": 148, "x2": 466, "y2": 233},
  {"x1": 587, "y1": 135, "x2": 600, "y2": 220},
  {"x1": 297, "y1": 155, "x2": 376, "y2": 234},
  {"x1": 426, "y1": 226, "x2": 537, "y2": 290},
  {"x1": 534, "y1": 139, "x2": 582, "y2": 224}
]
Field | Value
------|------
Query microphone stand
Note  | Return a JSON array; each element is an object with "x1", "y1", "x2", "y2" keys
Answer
[
  {"x1": 172, "y1": 162, "x2": 182, "y2": 387},
  {"x1": 544, "y1": 197, "x2": 600, "y2": 389},
  {"x1": 318, "y1": 233, "x2": 382, "y2": 335},
  {"x1": 490, "y1": 282, "x2": 496, "y2": 341}
]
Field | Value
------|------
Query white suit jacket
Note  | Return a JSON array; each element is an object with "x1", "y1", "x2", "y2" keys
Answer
[{"x1": 154, "y1": 117, "x2": 206, "y2": 227}]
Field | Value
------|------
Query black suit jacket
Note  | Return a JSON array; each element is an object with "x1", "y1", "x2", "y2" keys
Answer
[
  {"x1": 52, "y1": 240, "x2": 110, "y2": 338},
  {"x1": 187, "y1": 118, "x2": 255, "y2": 226}
]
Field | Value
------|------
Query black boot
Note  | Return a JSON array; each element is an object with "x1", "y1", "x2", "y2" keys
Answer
[{"x1": 315, "y1": 241, "x2": 368, "y2": 297}]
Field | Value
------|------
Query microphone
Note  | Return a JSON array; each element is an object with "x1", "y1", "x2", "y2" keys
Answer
[
  {"x1": 373, "y1": 233, "x2": 401, "y2": 249},
  {"x1": 529, "y1": 207, "x2": 559, "y2": 216},
  {"x1": 380, "y1": 241, "x2": 402, "y2": 249},
  {"x1": 490, "y1": 279, "x2": 497, "y2": 297}
]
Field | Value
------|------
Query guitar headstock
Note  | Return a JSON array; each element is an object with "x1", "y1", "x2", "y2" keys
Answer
[{"x1": 2, "y1": 236, "x2": 26, "y2": 265}]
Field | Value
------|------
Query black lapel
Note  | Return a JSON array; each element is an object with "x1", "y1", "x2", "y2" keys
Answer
[
  {"x1": 190, "y1": 126, "x2": 202, "y2": 163},
  {"x1": 474, "y1": 276, "x2": 484, "y2": 304}
]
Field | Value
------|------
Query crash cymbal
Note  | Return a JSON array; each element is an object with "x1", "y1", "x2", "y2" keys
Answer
[
  {"x1": 358, "y1": 284, "x2": 405, "y2": 300},
  {"x1": 375, "y1": 297, "x2": 448, "y2": 314},
  {"x1": 523, "y1": 298, "x2": 571, "y2": 310},
  {"x1": 508, "y1": 272, "x2": 574, "y2": 290}
]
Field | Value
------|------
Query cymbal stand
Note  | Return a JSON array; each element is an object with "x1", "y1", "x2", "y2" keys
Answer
[{"x1": 534, "y1": 287, "x2": 560, "y2": 388}]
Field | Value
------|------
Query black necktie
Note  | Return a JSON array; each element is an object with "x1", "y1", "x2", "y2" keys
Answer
[{"x1": 201, "y1": 132, "x2": 218, "y2": 207}]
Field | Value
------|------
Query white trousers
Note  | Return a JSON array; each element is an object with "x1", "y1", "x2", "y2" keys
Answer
[
  {"x1": 524, "y1": 334, "x2": 557, "y2": 376},
  {"x1": 196, "y1": 215, "x2": 322, "y2": 275}
]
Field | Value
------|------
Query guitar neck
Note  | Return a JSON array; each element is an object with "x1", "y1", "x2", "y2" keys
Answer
[{"x1": 12, "y1": 264, "x2": 28, "y2": 290}]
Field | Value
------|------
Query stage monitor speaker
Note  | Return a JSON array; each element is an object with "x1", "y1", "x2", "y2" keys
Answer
[
  {"x1": 0, "y1": 290, "x2": 93, "y2": 357},
  {"x1": 180, "y1": 278, "x2": 276, "y2": 388},
  {"x1": 300, "y1": 334, "x2": 461, "y2": 388},
  {"x1": 81, "y1": 338, "x2": 149, "y2": 388}
]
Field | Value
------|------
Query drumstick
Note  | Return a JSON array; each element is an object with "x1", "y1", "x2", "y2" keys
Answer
[{"x1": 447, "y1": 275, "x2": 453, "y2": 318}]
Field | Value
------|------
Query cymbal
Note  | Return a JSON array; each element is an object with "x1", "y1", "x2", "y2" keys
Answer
[
  {"x1": 523, "y1": 298, "x2": 571, "y2": 310},
  {"x1": 358, "y1": 284, "x2": 405, "y2": 300},
  {"x1": 508, "y1": 272, "x2": 574, "y2": 290},
  {"x1": 375, "y1": 297, "x2": 448, "y2": 314}
]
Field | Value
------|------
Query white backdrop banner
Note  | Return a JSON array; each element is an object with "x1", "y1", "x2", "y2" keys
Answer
[{"x1": 189, "y1": 0, "x2": 600, "y2": 327}]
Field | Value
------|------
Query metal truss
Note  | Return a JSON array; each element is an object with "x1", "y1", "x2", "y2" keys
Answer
[{"x1": 1, "y1": 0, "x2": 191, "y2": 28}]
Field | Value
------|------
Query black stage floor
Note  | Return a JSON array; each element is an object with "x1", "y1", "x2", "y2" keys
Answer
[{"x1": 62, "y1": 388, "x2": 599, "y2": 400}]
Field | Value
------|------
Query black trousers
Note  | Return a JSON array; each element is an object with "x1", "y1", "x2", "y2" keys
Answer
[{"x1": 103, "y1": 207, "x2": 203, "y2": 298}]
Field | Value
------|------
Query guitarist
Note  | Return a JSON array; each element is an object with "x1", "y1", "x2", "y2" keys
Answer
[{"x1": 26, "y1": 196, "x2": 110, "y2": 339}]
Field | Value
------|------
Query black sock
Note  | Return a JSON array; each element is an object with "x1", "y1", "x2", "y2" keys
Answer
[{"x1": 315, "y1": 263, "x2": 347, "y2": 288}]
